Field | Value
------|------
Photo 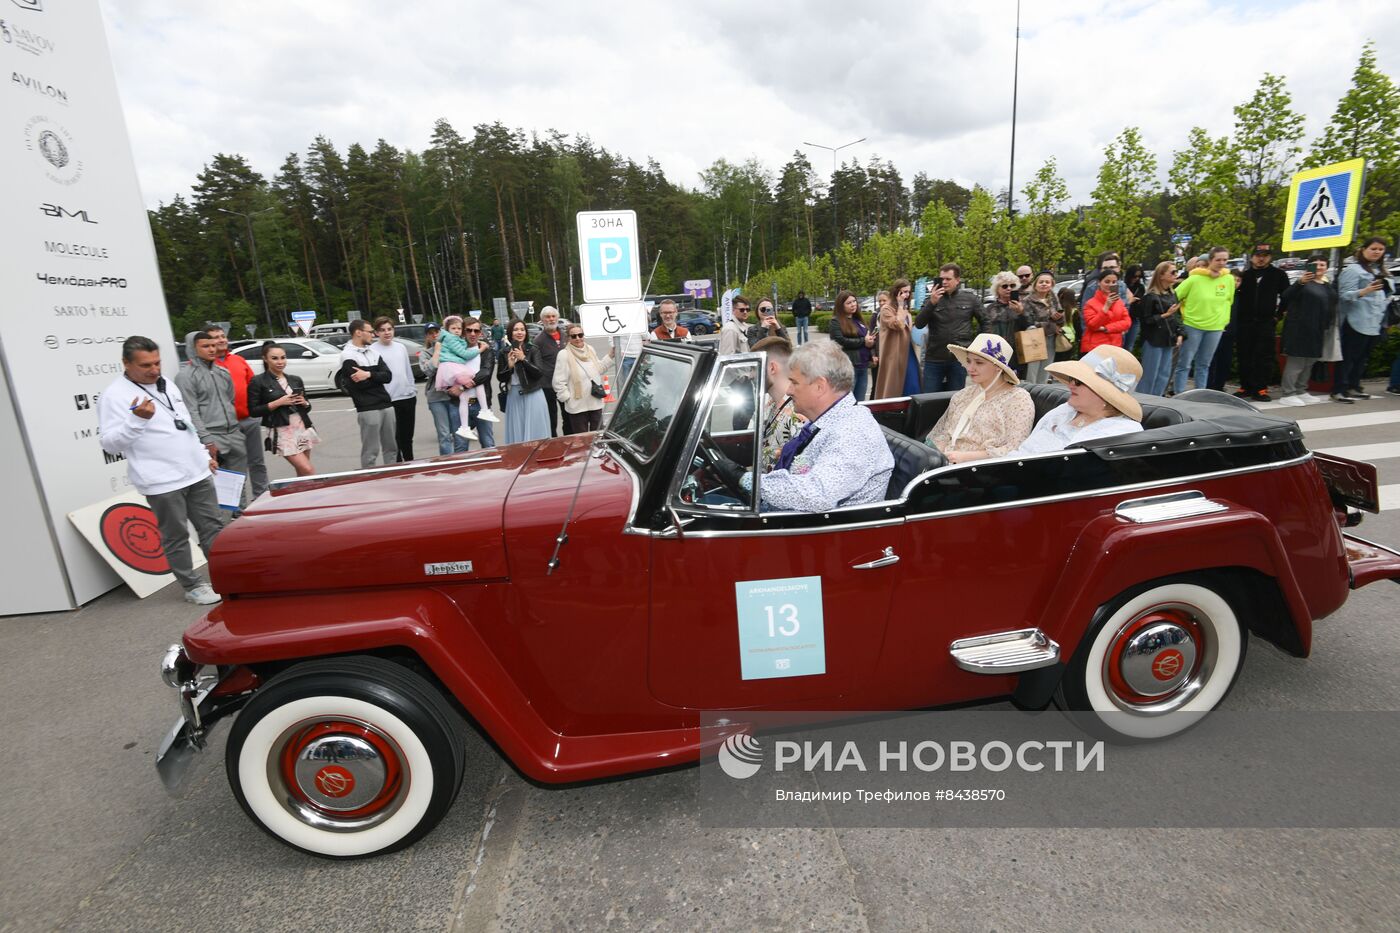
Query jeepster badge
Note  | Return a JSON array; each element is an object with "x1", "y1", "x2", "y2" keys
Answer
[{"x1": 424, "y1": 560, "x2": 473, "y2": 577}]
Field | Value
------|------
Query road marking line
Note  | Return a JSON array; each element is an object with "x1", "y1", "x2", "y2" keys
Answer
[
  {"x1": 1296, "y1": 411, "x2": 1400, "y2": 433},
  {"x1": 1316, "y1": 442, "x2": 1400, "y2": 462},
  {"x1": 1382, "y1": 485, "x2": 1400, "y2": 512}
]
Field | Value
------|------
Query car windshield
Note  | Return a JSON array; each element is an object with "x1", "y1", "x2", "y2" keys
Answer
[
  {"x1": 303, "y1": 339, "x2": 340, "y2": 354},
  {"x1": 605, "y1": 352, "x2": 692, "y2": 461}
]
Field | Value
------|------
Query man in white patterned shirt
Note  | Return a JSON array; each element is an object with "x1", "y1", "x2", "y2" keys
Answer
[{"x1": 716, "y1": 341, "x2": 893, "y2": 511}]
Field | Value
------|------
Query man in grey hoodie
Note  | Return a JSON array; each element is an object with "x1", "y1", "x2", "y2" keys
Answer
[{"x1": 175, "y1": 330, "x2": 247, "y2": 510}]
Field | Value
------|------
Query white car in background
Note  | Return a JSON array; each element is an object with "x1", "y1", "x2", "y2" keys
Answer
[{"x1": 232, "y1": 337, "x2": 344, "y2": 393}]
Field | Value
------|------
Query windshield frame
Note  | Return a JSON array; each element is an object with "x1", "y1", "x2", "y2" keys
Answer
[{"x1": 602, "y1": 343, "x2": 697, "y2": 467}]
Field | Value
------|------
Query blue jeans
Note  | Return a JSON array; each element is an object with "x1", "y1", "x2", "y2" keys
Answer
[
  {"x1": 922, "y1": 358, "x2": 967, "y2": 394},
  {"x1": 427, "y1": 398, "x2": 469, "y2": 455},
  {"x1": 620, "y1": 356, "x2": 636, "y2": 386},
  {"x1": 1172, "y1": 326, "x2": 1224, "y2": 395},
  {"x1": 795, "y1": 317, "x2": 809, "y2": 345},
  {"x1": 1122, "y1": 320, "x2": 1140, "y2": 355},
  {"x1": 1139, "y1": 343, "x2": 1174, "y2": 396},
  {"x1": 468, "y1": 399, "x2": 496, "y2": 448},
  {"x1": 852, "y1": 366, "x2": 869, "y2": 402},
  {"x1": 1389, "y1": 352, "x2": 1400, "y2": 391}
]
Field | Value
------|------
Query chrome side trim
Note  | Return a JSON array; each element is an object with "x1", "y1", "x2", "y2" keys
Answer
[
  {"x1": 950, "y1": 628, "x2": 1061, "y2": 673},
  {"x1": 268, "y1": 452, "x2": 503, "y2": 489},
  {"x1": 1115, "y1": 490, "x2": 1229, "y2": 523}
]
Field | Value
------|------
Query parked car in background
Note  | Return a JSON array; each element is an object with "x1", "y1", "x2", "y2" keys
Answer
[
  {"x1": 647, "y1": 309, "x2": 718, "y2": 334},
  {"x1": 394, "y1": 323, "x2": 435, "y2": 344},
  {"x1": 397, "y1": 337, "x2": 428, "y2": 381},
  {"x1": 232, "y1": 337, "x2": 344, "y2": 393}
]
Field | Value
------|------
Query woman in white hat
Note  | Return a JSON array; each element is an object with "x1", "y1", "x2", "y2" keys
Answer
[
  {"x1": 926, "y1": 334, "x2": 1034, "y2": 464},
  {"x1": 1012, "y1": 345, "x2": 1144, "y2": 456}
]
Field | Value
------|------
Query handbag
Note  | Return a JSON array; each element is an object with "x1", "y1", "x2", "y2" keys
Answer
[
  {"x1": 1016, "y1": 327, "x2": 1048, "y2": 363},
  {"x1": 589, "y1": 380, "x2": 607, "y2": 399}
]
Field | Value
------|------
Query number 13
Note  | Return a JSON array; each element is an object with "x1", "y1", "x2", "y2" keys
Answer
[{"x1": 765, "y1": 603, "x2": 800, "y2": 638}]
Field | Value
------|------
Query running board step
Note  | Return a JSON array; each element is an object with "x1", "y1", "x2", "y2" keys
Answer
[{"x1": 950, "y1": 628, "x2": 1060, "y2": 673}]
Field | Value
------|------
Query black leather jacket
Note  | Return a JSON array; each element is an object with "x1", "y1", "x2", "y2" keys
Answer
[
  {"x1": 497, "y1": 340, "x2": 545, "y2": 394},
  {"x1": 914, "y1": 287, "x2": 984, "y2": 363},
  {"x1": 247, "y1": 371, "x2": 314, "y2": 428}
]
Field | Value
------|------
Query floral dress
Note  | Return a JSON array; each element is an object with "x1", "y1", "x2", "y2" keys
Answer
[
  {"x1": 760, "y1": 395, "x2": 804, "y2": 472},
  {"x1": 272, "y1": 376, "x2": 320, "y2": 456}
]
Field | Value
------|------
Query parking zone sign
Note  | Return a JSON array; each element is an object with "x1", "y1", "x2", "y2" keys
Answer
[
  {"x1": 577, "y1": 210, "x2": 641, "y2": 303},
  {"x1": 1282, "y1": 158, "x2": 1366, "y2": 251}
]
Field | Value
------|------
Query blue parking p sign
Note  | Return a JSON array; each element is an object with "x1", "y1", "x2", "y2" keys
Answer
[{"x1": 576, "y1": 210, "x2": 641, "y2": 302}]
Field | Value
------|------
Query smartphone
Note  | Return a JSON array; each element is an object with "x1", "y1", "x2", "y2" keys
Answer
[{"x1": 1008, "y1": 289, "x2": 1021, "y2": 301}]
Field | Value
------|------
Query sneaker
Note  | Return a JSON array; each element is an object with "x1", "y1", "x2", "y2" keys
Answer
[
  {"x1": 455, "y1": 425, "x2": 479, "y2": 441},
  {"x1": 476, "y1": 408, "x2": 500, "y2": 423},
  {"x1": 184, "y1": 584, "x2": 221, "y2": 605},
  {"x1": 1253, "y1": 391, "x2": 1272, "y2": 402},
  {"x1": 1301, "y1": 394, "x2": 1329, "y2": 405},
  {"x1": 1386, "y1": 386, "x2": 1400, "y2": 396},
  {"x1": 1346, "y1": 389, "x2": 1373, "y2": 400},
  {"x1": 1330, "y1": 393, "x2": 1355, "y2": 405},
  {"x1": 1277, "y1": 395, "x2": 1306, "y2": 407},
  {"x1": 1232, "y1": 390, "x2": 1250, "y2": 399}
]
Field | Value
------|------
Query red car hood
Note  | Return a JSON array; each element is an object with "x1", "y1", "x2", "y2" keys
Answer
[{"x1": 210, "y1": 445, "x2": 536, "y2": 596}]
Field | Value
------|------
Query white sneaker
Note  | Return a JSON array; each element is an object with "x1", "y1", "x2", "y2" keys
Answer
[
  {"x1": 1301, "y1": 394, "x2": 1328, "y2": 405},
  {"x1": 184, "y1": 584, "x2": 221, "y2": 605},
  {"x1": 1277, "y1": 395, "x2": 1306, "y2": 407},
  {"x1": 476, "y1": 408, "x2": 500, "y2": 423},
  {"x1": 455, "y1": 425, "x2": 478, "y2": 441}
]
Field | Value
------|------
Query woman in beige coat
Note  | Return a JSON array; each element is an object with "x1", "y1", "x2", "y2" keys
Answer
[
  {"x1": 551, "y1": 324, "x2": 616, "y2": 434},
  {"x1": 874, "y1": 278, "x2": 920, "y2": 398}
]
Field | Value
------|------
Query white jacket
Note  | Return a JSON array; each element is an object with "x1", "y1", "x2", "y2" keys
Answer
[{"x1": 98, "y1": 375, "x2": 212, "y2": 496}]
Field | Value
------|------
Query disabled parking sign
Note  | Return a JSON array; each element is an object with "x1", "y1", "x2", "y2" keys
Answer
[
  {"x1": 577, "y1": 210, "x2": 641, "y2": 302},
  {"x1": 1282, "y1": 158, "x2": 1366, "y2": 251}
]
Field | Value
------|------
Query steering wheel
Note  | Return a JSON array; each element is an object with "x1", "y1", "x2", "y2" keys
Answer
[{"x1": 694, "y1": 431, "x2": 747, "y2": 497}]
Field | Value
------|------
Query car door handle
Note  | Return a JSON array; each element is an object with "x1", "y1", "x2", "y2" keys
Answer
[{"x1": 852, "y1": 547, "x2": 899, "y2": 570}]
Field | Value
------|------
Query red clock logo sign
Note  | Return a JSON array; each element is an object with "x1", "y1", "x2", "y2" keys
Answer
[
  {"x1": 1151, "y1": 649, "x2": 1185, "y2": 681},
  {"x1": 98, "y1": 503, "x2": 169, "y2": 575},
  {"x1": 314, "y1": 765, "x2": 355, "y2": 798}
]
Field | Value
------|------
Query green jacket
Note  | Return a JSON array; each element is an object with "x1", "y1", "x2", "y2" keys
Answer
[{"x1": 1174, "y1": 267, "x2": 1235, "y2": 331}]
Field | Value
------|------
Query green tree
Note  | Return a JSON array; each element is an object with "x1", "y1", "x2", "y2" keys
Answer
[
  {"x1": 1233, "y1": 73, "x2": 1304, "y2": 243},
  {"x1": 958, "y1": 186, "x2": 1009, "y2": 294},
  {"x1": 1087, "y1": 127, "x2": 1159, "y2": 265},
  {"x1": 1169, "y1": 128, "x2": 1249, "y2": 253},
  {"x1": 1008, "y1": 158, "x2": 1072, "y2": 272},
  {"x1": 917, "y1": 199, "x2": 962, "y2": 273}
]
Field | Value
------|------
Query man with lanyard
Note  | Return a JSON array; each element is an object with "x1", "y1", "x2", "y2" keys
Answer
[
  {"x1": 651, "y1": 299, "x2": 691, "y2": 341},
  {"x1": 176, "y1": 330, "x2": 248, "y2": 511},
  {"x1": 713, "y1": 342, "x2": 893, "y2": 511},
  {"x1": 207, "y1": 324, "x2": 268, "y2": 499},
  {"x1": 98, "y1": 337, "x2": 224, "y2": 605}
]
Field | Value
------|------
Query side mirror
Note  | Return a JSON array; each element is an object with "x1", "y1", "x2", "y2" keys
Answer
[{"x1": 302, "y1": 350, "x2": 315, "y2": 359}]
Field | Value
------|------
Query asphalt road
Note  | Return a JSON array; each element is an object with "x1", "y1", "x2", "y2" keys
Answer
[{"x1": 3, "y1": 371, "x2": 1400, "y2": 932}]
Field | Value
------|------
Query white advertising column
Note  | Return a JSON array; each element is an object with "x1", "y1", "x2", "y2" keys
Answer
[{"x1": 0, "y1": 0, "x2": 178, "y2": 614}]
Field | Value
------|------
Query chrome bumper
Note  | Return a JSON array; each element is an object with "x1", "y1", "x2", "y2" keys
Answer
[{"x1": 155, "y1": 644, "x2": 241, "y2": 796}]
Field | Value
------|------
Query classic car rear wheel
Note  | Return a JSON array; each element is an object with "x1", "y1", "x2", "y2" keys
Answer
[
  {"x1": 225, "y1": 656, "x2": 465, "y2": 858},
  {"x1": 1058, "y1": 577, "x2": 1247, "y2": 741}
]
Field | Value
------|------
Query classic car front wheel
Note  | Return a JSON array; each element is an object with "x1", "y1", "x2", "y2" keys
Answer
[
  {"x1": 1057, "y1": 577, "x2": 1247, "y2": 741},
  {"x1": 225, "y1": 656, "x2": 466, "y2": 858}
]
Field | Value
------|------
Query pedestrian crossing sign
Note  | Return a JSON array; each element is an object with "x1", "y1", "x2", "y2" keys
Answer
[{"x1": 1282, "y1": 158, "x2": 1366, "y2": 251}]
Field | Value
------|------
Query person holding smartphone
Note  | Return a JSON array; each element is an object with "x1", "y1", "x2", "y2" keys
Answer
[
  {"x1": 1277, "y1": 257, "x2": 1338, "y2": 405},
  {"x1": 1333, "y1": 236, "x2": 1392, "y2": 401},
  {"x1": 745, "y1": 298, "x2": 789, "y2": 347},
  {"x1": 497, "y1": 319, "x2": 550, "y2": 444},
  {"x1": 247, "y1": 341, "x2": 319, "y2": 475}
]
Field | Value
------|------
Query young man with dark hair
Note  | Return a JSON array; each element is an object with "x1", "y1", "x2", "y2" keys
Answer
[
  {"x1": 337, "y1": 319, "x2": 396, "y2": 468},
  {"x1": 373, "y1": 316, "x2": 417, "y2": 461},
  {"x1": 99, "y1": 337, "x2": 224, "y2": 605},
  {"x1": 207, "y1": 324, "x2": 268, "y2": 498},
  {"x1": 175, "y1": 329, "x2": 248, "y2": 510}
]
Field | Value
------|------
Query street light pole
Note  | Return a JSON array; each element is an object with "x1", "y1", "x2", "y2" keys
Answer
[
  {"x1": 1007, "y1": 0, "x2": 1021, "y2": 217},
  {"x1": 803, "y1": 137, "x2": 866, "y2": 257},
  {"x1": 216, "y1": 207, "x2": 274, "y2": 335}
]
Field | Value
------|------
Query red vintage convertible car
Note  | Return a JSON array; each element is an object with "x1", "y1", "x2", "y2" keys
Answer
[{"x1": 158, "y1": 341, "x2": 1400, "y2": 857}]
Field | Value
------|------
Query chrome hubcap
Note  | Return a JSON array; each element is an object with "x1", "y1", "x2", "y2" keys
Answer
[
  {"x1": 270, "y1": 717, "x2": 408, "y2": 832},
  {"x1": 1103, "y1": 604, "x2": 1213, "y2": 713}
]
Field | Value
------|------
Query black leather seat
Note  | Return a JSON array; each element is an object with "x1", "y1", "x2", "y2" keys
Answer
[
  {"x1": 881, "y1": 425, "x2": 946, "y2": 499},
  {"x1": 1024, "y1": 382, "x2": 1186, "y2": 430}
]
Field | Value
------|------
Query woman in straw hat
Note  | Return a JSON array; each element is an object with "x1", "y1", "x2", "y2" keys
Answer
[
  {"x1": 926, "y1": 334, "x2": 1034, "y2": 464},
  {"x1": 1012, "y1": 345, "x2": 1145, "y2": 456}
]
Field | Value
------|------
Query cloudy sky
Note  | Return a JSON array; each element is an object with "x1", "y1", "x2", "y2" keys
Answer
[{"x1": 101, "y1": 0, "x2": 1400, "y2": 211}]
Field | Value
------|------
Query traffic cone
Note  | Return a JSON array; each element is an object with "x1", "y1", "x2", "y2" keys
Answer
[{"x1": 603, "y1": 375, "x2": 614, "y2": 403}]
